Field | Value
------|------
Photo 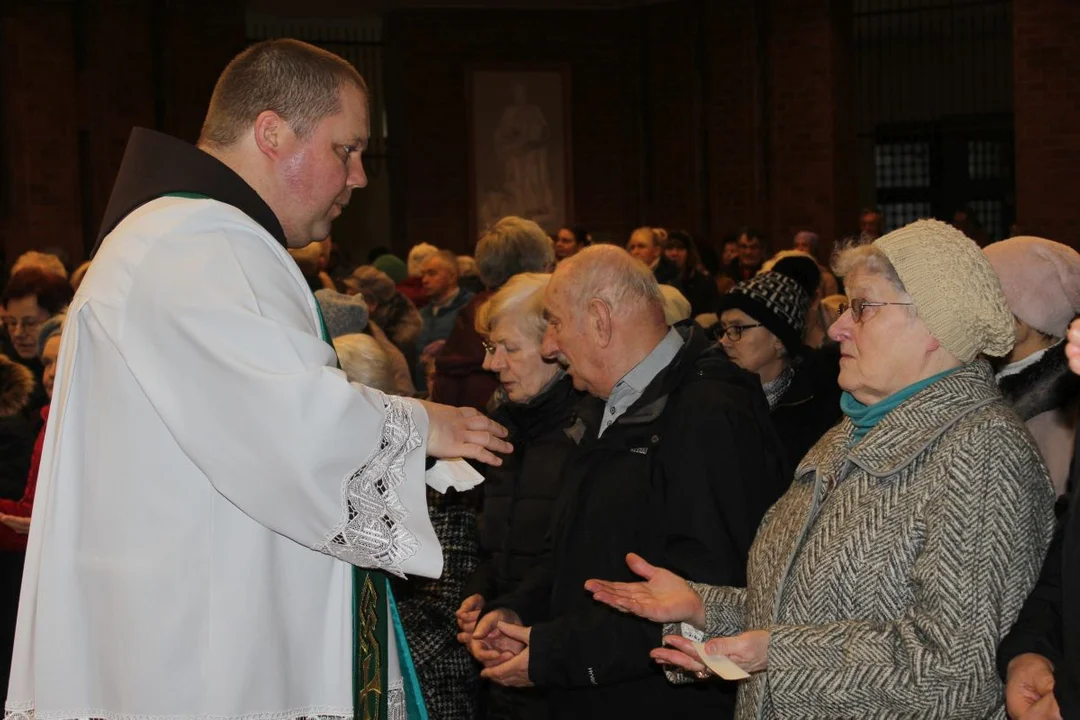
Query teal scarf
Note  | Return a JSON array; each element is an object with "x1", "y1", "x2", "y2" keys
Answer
[{"x1": 841, "y1": 366, "x2": 961, "y2": 444}]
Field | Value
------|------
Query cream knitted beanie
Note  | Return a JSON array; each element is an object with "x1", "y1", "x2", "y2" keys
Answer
[{"x1": 875, "y1": 219, "x2": 1014, "y2": 362}]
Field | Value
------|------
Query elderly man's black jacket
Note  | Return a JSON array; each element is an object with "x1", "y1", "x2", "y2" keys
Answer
[{"x1": 487, "y1": 326, "x2": 790, "y2": 719}]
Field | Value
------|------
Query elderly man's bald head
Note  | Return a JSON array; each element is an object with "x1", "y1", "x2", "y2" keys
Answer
[
  {"x1": 553, "y1": 244, "x2": 664, "y2": 320},
  {"x1": 542, "y1": 245, "x2": 668, "y2": 398}
]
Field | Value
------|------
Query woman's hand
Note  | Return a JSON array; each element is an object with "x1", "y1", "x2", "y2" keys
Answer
[
  {"x1": 651, "y1": 631, "x2": 768, "y2": 677},
  {"x1": 651, "y1": 634, "x2": 708, "y2": 674},
  {"x1": 0, "y1": 514, "x2": 30, "y2": 534},
  {"x1": 584, "y1": 553, "x2": 705, "y2": 628},
  {"x1": 702, "y1": 629, "x2": 770, "y2": 673}
]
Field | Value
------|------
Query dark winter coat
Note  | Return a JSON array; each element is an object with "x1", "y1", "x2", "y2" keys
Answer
[
  {"x1": 464, "y1": 374, "x2": 583, "y2": 601},
  {"x1": 488, "y1": 326, "x2": 790, "y2": 719},
  {"x1": 465, "y1": 374, "x2": 583, "y2": 720},
  {"x1": 0, "y1": 353, "x2": 41, "y2": 500},
  {"x1": 770, "y1": 346, "x2": 843, "y2": 471},
  {"x1": 998, "y1": 425, "x2": 1080, "y2": 718}
]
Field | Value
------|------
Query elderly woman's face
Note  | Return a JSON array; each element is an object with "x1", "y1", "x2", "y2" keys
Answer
[
  {"x1": 482, "y1": 315, "x2": 559, "y2": 403},
  {"x1": 719, "y1": 309, "x2": 786, "y2": 383},
  {"x1": 627, "y1": 230, "x2": 660, "y2": 265},
  {"x1": 828, "y1": 269, "x2": 934, "y2": 405},
  {"x1": 4, "y1": 295, "x2": 50, "y2": 360}
]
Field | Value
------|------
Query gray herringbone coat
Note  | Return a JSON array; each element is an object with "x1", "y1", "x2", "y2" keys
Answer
[{"x1": 686, "y1": 361, "x2": 1056, "y2": 719}]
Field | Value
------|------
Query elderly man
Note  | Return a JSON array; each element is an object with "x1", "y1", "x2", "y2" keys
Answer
[
  {"x1": 5, "y1": 39, "x2": 511, "y2": 720},
  {"x1": 627, "y1": 226, "x2": 678, "y2": 285},
  {"x1": 415, "y1": 249, "x2": 472, "y2": 390},
  {"x1": 465, "y1": 245, "x2": 789, "y2": 719},
  {"x1": 792, "y1": 230, "x2": 819, "y2": 258}
]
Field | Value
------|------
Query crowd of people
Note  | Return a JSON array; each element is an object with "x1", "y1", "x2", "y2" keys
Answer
[{"x1": 2, "y1": 37, "x2": 1080, "y2": 720}]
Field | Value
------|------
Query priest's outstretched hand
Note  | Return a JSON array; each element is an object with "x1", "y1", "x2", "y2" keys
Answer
[{"x1": 421, "y1": 400, "x2": 512, "y2": 466}]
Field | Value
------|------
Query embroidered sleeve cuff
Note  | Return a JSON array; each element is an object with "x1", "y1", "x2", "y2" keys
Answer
[{"x1": 319, "y1": 391, "x2": 424, "y2": 577}]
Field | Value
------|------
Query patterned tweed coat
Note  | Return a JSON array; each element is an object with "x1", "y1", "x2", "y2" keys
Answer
[{"x1": 684, "y1": 361, "x2": 1056, "y2": 719}]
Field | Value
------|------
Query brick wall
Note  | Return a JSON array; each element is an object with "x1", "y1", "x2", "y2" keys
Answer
[
  {"x1": 766, "y1": 0, "x2": 855, "y2": 257},
  {"x1": 0, "y1": 4, "x2": 82, "y2": 268},
  {"x1": 1013, "y1": 0, "x2": 1080, "y2": 246},
  {"x1": 0, "y1": 0, "x2": 243, "y2": 270}
]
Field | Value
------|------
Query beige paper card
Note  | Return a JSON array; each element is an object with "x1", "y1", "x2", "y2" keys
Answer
[{"x1": 691, "y1": 640, "x2": 750, "y2": 680}]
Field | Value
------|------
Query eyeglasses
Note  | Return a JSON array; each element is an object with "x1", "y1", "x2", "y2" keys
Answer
[
  {"x1": 481, "y1": 339, "x2": 498, "y2": 355},
  {"x1": 838, "y1": 298, "x2": 915, "y2": 323},
  {"x1": 719, "y1": 323, "x2": 763, "y2": 342},
  {"x1": 3, "y1": 317, "x2": 46, "y2": 335}
]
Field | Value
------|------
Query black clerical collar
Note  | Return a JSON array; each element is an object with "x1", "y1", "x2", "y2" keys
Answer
[{"x1": 93, "y1": 127, "x2": 288, "y2": 256}]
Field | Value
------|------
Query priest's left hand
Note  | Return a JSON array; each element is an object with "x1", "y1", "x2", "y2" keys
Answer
[
  {"x1": 480, "y1": 621, "x2": 534, "y2": 688},
  {"x1": 421, "y1": 401, "x2": 513, "y2": 466},
  {"x1": 0, "y1": 514, "x2": 30, "y2": 534}
]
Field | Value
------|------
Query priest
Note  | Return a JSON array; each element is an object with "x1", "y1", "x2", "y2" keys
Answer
[{"x1": 4, "y1": 39, "x2": 510, "y2": 720}]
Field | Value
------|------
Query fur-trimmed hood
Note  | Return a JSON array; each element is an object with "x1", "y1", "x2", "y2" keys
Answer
[
  {"x1": 0, "y1": 354, "x2": 37, "y2": 418},
  {"x1": 999, "y1": 342, "x2": 1080, "y2": 421}
]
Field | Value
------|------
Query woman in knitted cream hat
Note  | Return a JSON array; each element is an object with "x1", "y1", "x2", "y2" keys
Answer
[
  {"x1": 586, "y1": 219, "x2": 1055, "y2": 719},
  {"x1": 984, "y1": 236, "x2": 1080, "y2": 496}
]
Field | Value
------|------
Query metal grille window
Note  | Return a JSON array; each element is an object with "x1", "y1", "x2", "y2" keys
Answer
[
  {"x1": 855, "y1": 0, "x2": 1014, "y2": 243},
  {"x1": 969, "y1": 199, "x2": 1004, "y2": 240},
  {"x1": 875, "y1": 142, "x2": 931, "y2": 189},
  {"x1": 968, "y1": 140, "x2": 1006, "y2": 181},
  {"x1": 881, "y1": 202, "x2": 933, "y2": 231}
]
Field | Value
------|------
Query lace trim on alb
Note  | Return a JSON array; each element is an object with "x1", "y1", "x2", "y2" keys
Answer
[
  {"x1": 320, "y1": 391, "x2": 423, "y2": 578},
  {"x1": 387, "y1": 679, "x2": 406, "y2": 720}
]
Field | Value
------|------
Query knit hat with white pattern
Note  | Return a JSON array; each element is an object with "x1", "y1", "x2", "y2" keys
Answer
[{"x1": 719, "y1": 257, "x2": 817, "y2": 354}]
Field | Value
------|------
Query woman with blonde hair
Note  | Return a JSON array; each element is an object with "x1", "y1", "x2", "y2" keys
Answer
[{"x1": 456, "y1": 272, "x2": 584, "y2": 720}]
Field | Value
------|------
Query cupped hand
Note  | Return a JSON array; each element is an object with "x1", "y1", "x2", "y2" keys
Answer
[{"x1": 584, "y1": 553, "x2": 705, "y2": 628}]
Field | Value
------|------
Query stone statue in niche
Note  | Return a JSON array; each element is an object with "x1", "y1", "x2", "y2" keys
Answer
[{"x1": 492, "y1": 83, "x2": 555, "y2": 223}]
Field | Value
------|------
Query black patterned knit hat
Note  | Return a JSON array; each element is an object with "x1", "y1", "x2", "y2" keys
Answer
[{"x1": 718, "y1": 260, "x2": 815, "y2": 354}]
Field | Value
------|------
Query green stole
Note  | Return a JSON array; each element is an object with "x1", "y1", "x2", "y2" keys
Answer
[{"x1": 312, "y1": 302, "x2": 391, "y2": 720}]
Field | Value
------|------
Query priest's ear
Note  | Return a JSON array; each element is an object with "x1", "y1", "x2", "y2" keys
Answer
[{"x1": 252, "y1": 110, "x2": 294, "y2": 160}]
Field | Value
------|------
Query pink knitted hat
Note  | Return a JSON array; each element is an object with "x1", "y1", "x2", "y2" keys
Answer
[{"x1": 983, "y1": 236, "x2": 1080, "y2": 338}]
